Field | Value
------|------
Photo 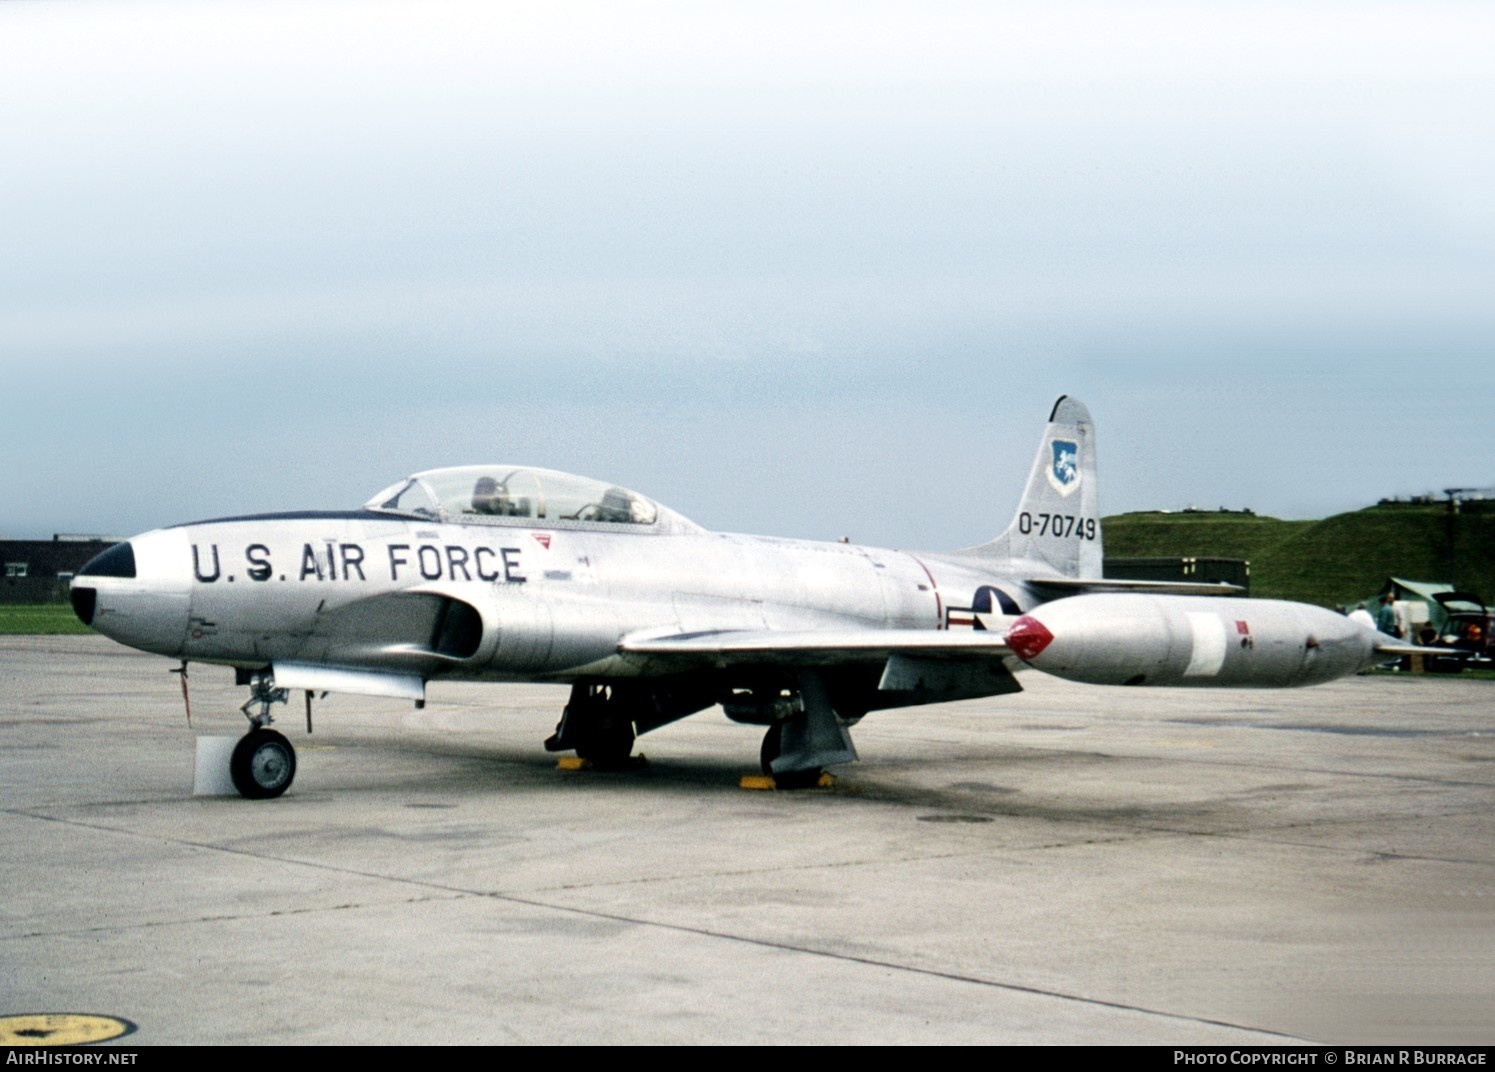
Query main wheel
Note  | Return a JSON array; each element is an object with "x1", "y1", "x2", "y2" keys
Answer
[
  {"x1": 759, "y1": 722, "x2": 784, "y2": 775},
  {"x1": 574, "y1": 717, "x2": 635, "y2": 770},
  {"x1": 230, "y1": 729, "x2": 296, "y2": 799}
]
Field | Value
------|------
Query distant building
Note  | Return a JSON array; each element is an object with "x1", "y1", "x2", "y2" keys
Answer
[
  {"x1": 1179, "y1": 506, "x2": 1257, "y2": 516},
  {"x1": 0, "y1": 536, "x2": 122, "y2": 604}
]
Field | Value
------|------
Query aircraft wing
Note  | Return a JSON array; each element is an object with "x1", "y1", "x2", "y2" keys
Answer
[
  {"x1": 621, "y1": 628, "x2": 1012, "y2": 666},
  {"x1": 622, "y1": 628, "x2": 1021, "y2": 704}
]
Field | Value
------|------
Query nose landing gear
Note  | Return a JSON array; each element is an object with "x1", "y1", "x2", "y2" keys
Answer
[{"x1": 230, "y1": 673, "x2": 297, "y2": 799}]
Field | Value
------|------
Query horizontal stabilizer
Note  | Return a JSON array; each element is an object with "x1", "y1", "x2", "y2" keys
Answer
[
  {"x1": 272, "y1": 662, "x2": 425, "y2": 701},
  {"x1": 1029, "y1": 577, "x2": 1245, "y2": 596},
  {"x1": 1373, "y1": 640, "x2": 1435, "y2": 657}
]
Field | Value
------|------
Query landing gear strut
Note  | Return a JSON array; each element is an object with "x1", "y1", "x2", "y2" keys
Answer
[{"x1": 231, "y1": 672, "x2": 297, "y2": 799}]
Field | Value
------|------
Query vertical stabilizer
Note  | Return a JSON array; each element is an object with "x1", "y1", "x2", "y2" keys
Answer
[{"x1": 963, "y1": 395, "x2": 1102, "y2": 578}]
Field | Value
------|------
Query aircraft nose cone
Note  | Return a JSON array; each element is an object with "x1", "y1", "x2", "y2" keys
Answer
[
  {"x1": 75, "y1": 532, "x2": 191, "y2": 656},
  {"x1": 1006, "y1": 615, "x2": 1054, "y2": 661}
]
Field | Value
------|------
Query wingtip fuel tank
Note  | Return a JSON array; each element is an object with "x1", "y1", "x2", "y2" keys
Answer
[{"x1": 1006, "y1": 594, "x2": 1389, "y2": 688}]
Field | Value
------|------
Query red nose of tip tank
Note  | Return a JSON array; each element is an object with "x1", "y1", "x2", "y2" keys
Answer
[{"x1": 1005, "y1": 615, "x2": 1054, "y2": 662}]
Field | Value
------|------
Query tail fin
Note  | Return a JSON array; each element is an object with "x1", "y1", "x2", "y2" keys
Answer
[{"x1": 962, "y1": 395, "x2": 1102, "y2": 578}]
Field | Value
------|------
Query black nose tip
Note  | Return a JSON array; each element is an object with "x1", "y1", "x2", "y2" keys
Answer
[{"x1": 70, "y1": 586, "x2": 97, "y2": 627}]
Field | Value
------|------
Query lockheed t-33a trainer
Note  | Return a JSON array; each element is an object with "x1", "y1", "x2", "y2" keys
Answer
[{"x1": 71, "y1": 397, "x2": 1412, "y2": 798}]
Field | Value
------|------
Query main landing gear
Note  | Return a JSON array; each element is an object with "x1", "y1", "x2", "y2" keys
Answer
[
  {"x1": 546, "y1": 674, "x2": 861, "y2": 788},
  {"x1": 544, "y1": 679, "x2": 718, "y2": 773},
  {"x1": 752, "y1": 672, "x2": 858, "y2": 789},
  {"x1": 230, "y1": 673, "x2": 297, "y2": 799},
  {"x1": 544, "y1": 683, "x2": 641, "y2": 770}
]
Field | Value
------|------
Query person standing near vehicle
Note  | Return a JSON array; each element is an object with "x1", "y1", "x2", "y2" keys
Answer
[{"x1": 1376, "y1": 594, "x2": 1401, "y2": 637}]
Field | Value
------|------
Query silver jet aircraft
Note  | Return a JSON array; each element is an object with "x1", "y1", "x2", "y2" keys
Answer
[{"x1": 71, "y1": 397, "x2": 1412, "y2": 798}]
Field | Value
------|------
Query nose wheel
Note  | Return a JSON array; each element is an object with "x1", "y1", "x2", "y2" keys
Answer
[{"x1": 230, "y1": 728, "x2": 297, "y2": 799}]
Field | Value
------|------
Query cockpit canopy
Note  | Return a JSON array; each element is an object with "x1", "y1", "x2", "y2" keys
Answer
[{"x1": 364, "y1": 466, "x2": 700, "y2": 532}]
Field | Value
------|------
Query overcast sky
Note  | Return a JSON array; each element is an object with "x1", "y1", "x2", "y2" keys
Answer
[{"x1": 3, "y1": 1, "x2": 1491, "y2": 550}]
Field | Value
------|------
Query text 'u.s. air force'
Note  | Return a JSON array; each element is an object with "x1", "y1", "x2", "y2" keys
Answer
[{"x1": 190, "y1": 543, "x2": 526, "y2": 584}]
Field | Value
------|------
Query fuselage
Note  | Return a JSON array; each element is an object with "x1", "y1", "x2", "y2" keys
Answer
[{"x1": 74, "y1": 510, "x2": 1038, "y2": 683}]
